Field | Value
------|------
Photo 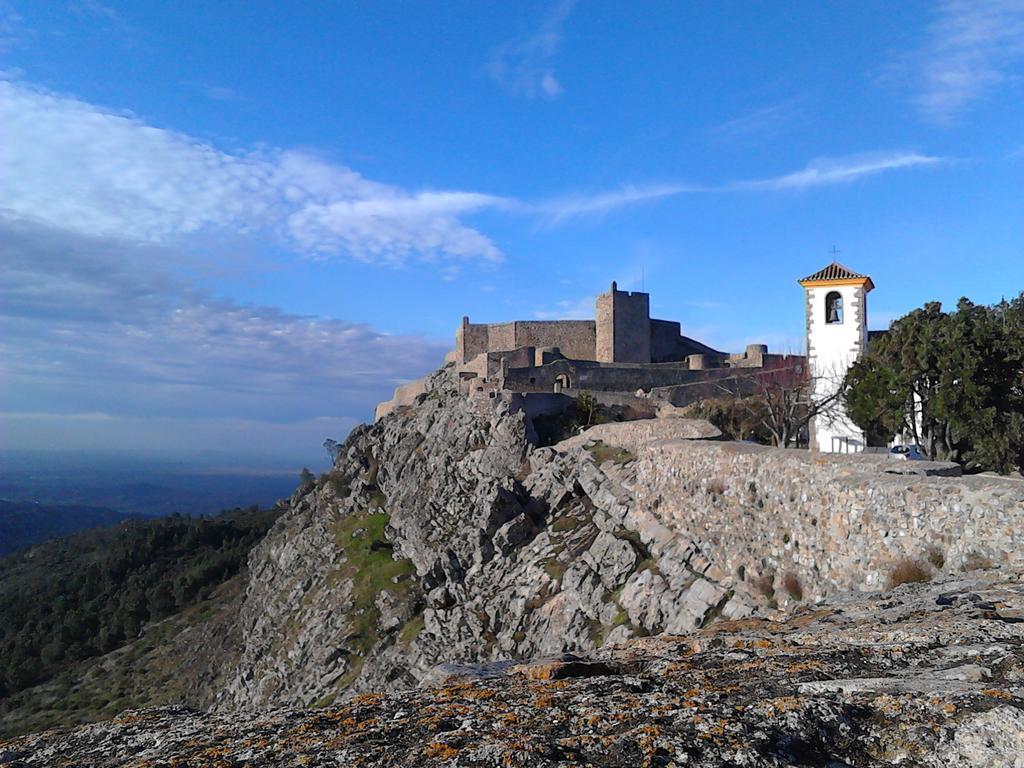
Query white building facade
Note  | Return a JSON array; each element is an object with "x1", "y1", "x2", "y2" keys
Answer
[{"x1": 799, "y1": 262, "x2": 875, "y2": 453}]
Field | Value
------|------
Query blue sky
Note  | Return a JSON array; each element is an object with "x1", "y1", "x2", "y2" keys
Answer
[{"x1": 1, "y1": 0, "x2": 1022, "y2": 467}]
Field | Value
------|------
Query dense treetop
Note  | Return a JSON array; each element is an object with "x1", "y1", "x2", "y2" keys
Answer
[{"x1": 846, "y1": 293, "x2": 1024, "y2": 473}]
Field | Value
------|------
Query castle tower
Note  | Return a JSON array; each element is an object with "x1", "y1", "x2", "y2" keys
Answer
[
  {"x1": 595, "y1": 281, "x2": 651, "y2": 363},
  {"x1": 798, "y1": 262, "x2": 874, "y2": 453}
]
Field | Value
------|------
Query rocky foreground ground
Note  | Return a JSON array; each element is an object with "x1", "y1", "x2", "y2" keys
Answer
[{"x1": 3, "y1": 571, "x2": 1023, "y2": 767}]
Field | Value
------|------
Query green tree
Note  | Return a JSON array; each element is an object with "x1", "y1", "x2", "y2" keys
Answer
[{"x1": 845, "y1": 294, "x2": 1024, "y2": 473}]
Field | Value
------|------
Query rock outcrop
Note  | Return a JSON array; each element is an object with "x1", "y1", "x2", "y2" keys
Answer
[
  {"x1": 5, "y1": 571, "x2": 1024, "y2": 766},
  {"x1": 215, "y1": 367, "x2": 747, "y2": 710}
]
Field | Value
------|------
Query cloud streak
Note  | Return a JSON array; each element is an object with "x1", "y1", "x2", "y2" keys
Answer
[
  {"x1": 533, "y1": 151, "x2": 944, "y2": 224},
  {"x1": 707, "y1": 99, "x2": 804, "y2": 145},
  {"x1": 0, "y1": 77, "x2": 507, "y2": 264},
  {"x1": 897, "y1": 0, "x2": 1024, "y2": 122},
  {"x1": 486, "y1": 0, "x2": 576, "y2": 99},
  {"x1": 537, "y1": 183, "x2": 700, "y2": 226},
  {"x1": 728, "y1": 152, "x2": 944, "y2": 191}
]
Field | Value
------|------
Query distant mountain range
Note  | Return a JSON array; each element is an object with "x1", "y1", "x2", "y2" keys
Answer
[{"x1": 0, "y1": 472, "x2": 301, "y2": 519}]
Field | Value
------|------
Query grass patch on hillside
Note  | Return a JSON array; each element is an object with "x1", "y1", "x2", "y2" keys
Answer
[
  {"x1": 543, "y1": 557, "x2": 567, "y2": 583},
  {"x1": 551, "y1": 516, "x2": 581, "y2": 533},
  {"x1": 634, "y1": 557, "x2": 660, "y2": 575},
  {"x1": 331, "y1": 510, "x2": 416, "y2": 657},
  {"x1": 322, "y1": 469, "x2": 351, "y2": 498},
  {"x1": 398, "y1": 614, "x2": 425, "y2": 648}
]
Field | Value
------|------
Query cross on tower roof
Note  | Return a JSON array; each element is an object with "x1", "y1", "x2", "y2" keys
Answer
[{"x1": 829, "y1": 245, "x2": 841, "y2": 259}]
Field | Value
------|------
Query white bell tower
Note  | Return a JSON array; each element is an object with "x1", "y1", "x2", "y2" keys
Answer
[{"x1": 799, "y1": 261, "x2": 874, "y2": 453}]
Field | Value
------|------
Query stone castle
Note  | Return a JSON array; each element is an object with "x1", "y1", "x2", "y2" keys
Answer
[
  {"x1": 376, "y1": 280, "x2": 804, "y2": 423},
  {"x1": 377, "y1": 261, "x2": 880, "y2": 454}
]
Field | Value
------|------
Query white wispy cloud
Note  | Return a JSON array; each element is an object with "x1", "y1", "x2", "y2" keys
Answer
[
  {"x1": 537, "y1": 183, "x2": 699, "y2": 226},
  {"x1": 533, "y1": 151, "x2": 943, "y2": 221},
  {"x1": 486, "y1": 0, "x2": 576, "y2": 99},
  {"x1": 707, "y1": 99, "x2": 804, "y2": 145},
  {"x1": 0, "y1": 77, "x2": 507, "y2": 264},
  {"x1": 896, "y1": 0, "x2": 1024, "y2": 122},
  {"x1": 729, "y1": 152, "x2": 944, "y2": 191}
]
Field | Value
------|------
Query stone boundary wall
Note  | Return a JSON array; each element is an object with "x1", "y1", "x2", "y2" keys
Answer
[{"x1": 633, "y1": 440, "x2": 1024, "y2": 603}]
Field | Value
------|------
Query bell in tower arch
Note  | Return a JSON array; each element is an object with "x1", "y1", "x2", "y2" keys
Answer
[{"x1": 825, "y1": 291, "x2": 843, "y2": 324}]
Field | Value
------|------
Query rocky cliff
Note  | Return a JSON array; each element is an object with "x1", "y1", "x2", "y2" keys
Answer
[{"x1": 214, "y1": 366, "x2": 762, "y2": 710}]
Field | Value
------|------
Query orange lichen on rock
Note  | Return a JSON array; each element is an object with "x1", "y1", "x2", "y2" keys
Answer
[
  {"x1": 423, "y1": 741, "x2": 460, "y2": 760},
  {"x1": 982, "y1": 689, "x2": 1014, "y2": 699}
]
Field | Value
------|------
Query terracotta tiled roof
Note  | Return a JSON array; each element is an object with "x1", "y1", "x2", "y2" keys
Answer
[{"x1": 799, "y1": 262, "x2": 869, "y2": 283}]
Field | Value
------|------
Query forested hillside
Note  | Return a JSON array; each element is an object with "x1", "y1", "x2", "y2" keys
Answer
[
  {"x1": 0, "y1": 500, "x2": 131, "y2": 556},
  {"x1": 0, "y1": 507, "x2": 280, "y2": 699}
]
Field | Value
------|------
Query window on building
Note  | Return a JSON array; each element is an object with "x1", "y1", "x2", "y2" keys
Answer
[
  {"x1": 554, "y1": 374, "x2": 571, "y2": 392},
  {"x1": 825, "y1": 291, "x2": 843, "y2": 324}
]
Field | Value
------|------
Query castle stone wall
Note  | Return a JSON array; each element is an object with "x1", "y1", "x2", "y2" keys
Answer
[
  {"x1": 487, "y1": 322, "x2": 517, "y2": 354},
  {"x1": 650, "y1": 320, "x2": 724, "y2": 363},
  {"x1": 503, "y1": 359, "x2": 714, "y2": 394},
  {"x1": 608, "y1": 288, "x2": 651, "y2": 363},
  {"x1": 456, "y1": 319, "x2": 596, "y2": 363},
  {"x1": 488, "y1": 346, "x2": 535, "y2": 377},
  {"x1": 595, "y1": 290, "x2": 614, "y2": 363},
  {"x1": 456, "y1": 318, "x2": 490, "y2": 363},
  {"x1": 650, "y1": 319, "x2": 683, "y2": 362},
  {"x1": 456, "y1": 285, "x2": 731, "y2": 367},
  {"x1": 502, "y1": 356, "x2": 803, "y2": 402},
  {"x1": 513, "y1": 321, "x2": 596, "y2": 361}
]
